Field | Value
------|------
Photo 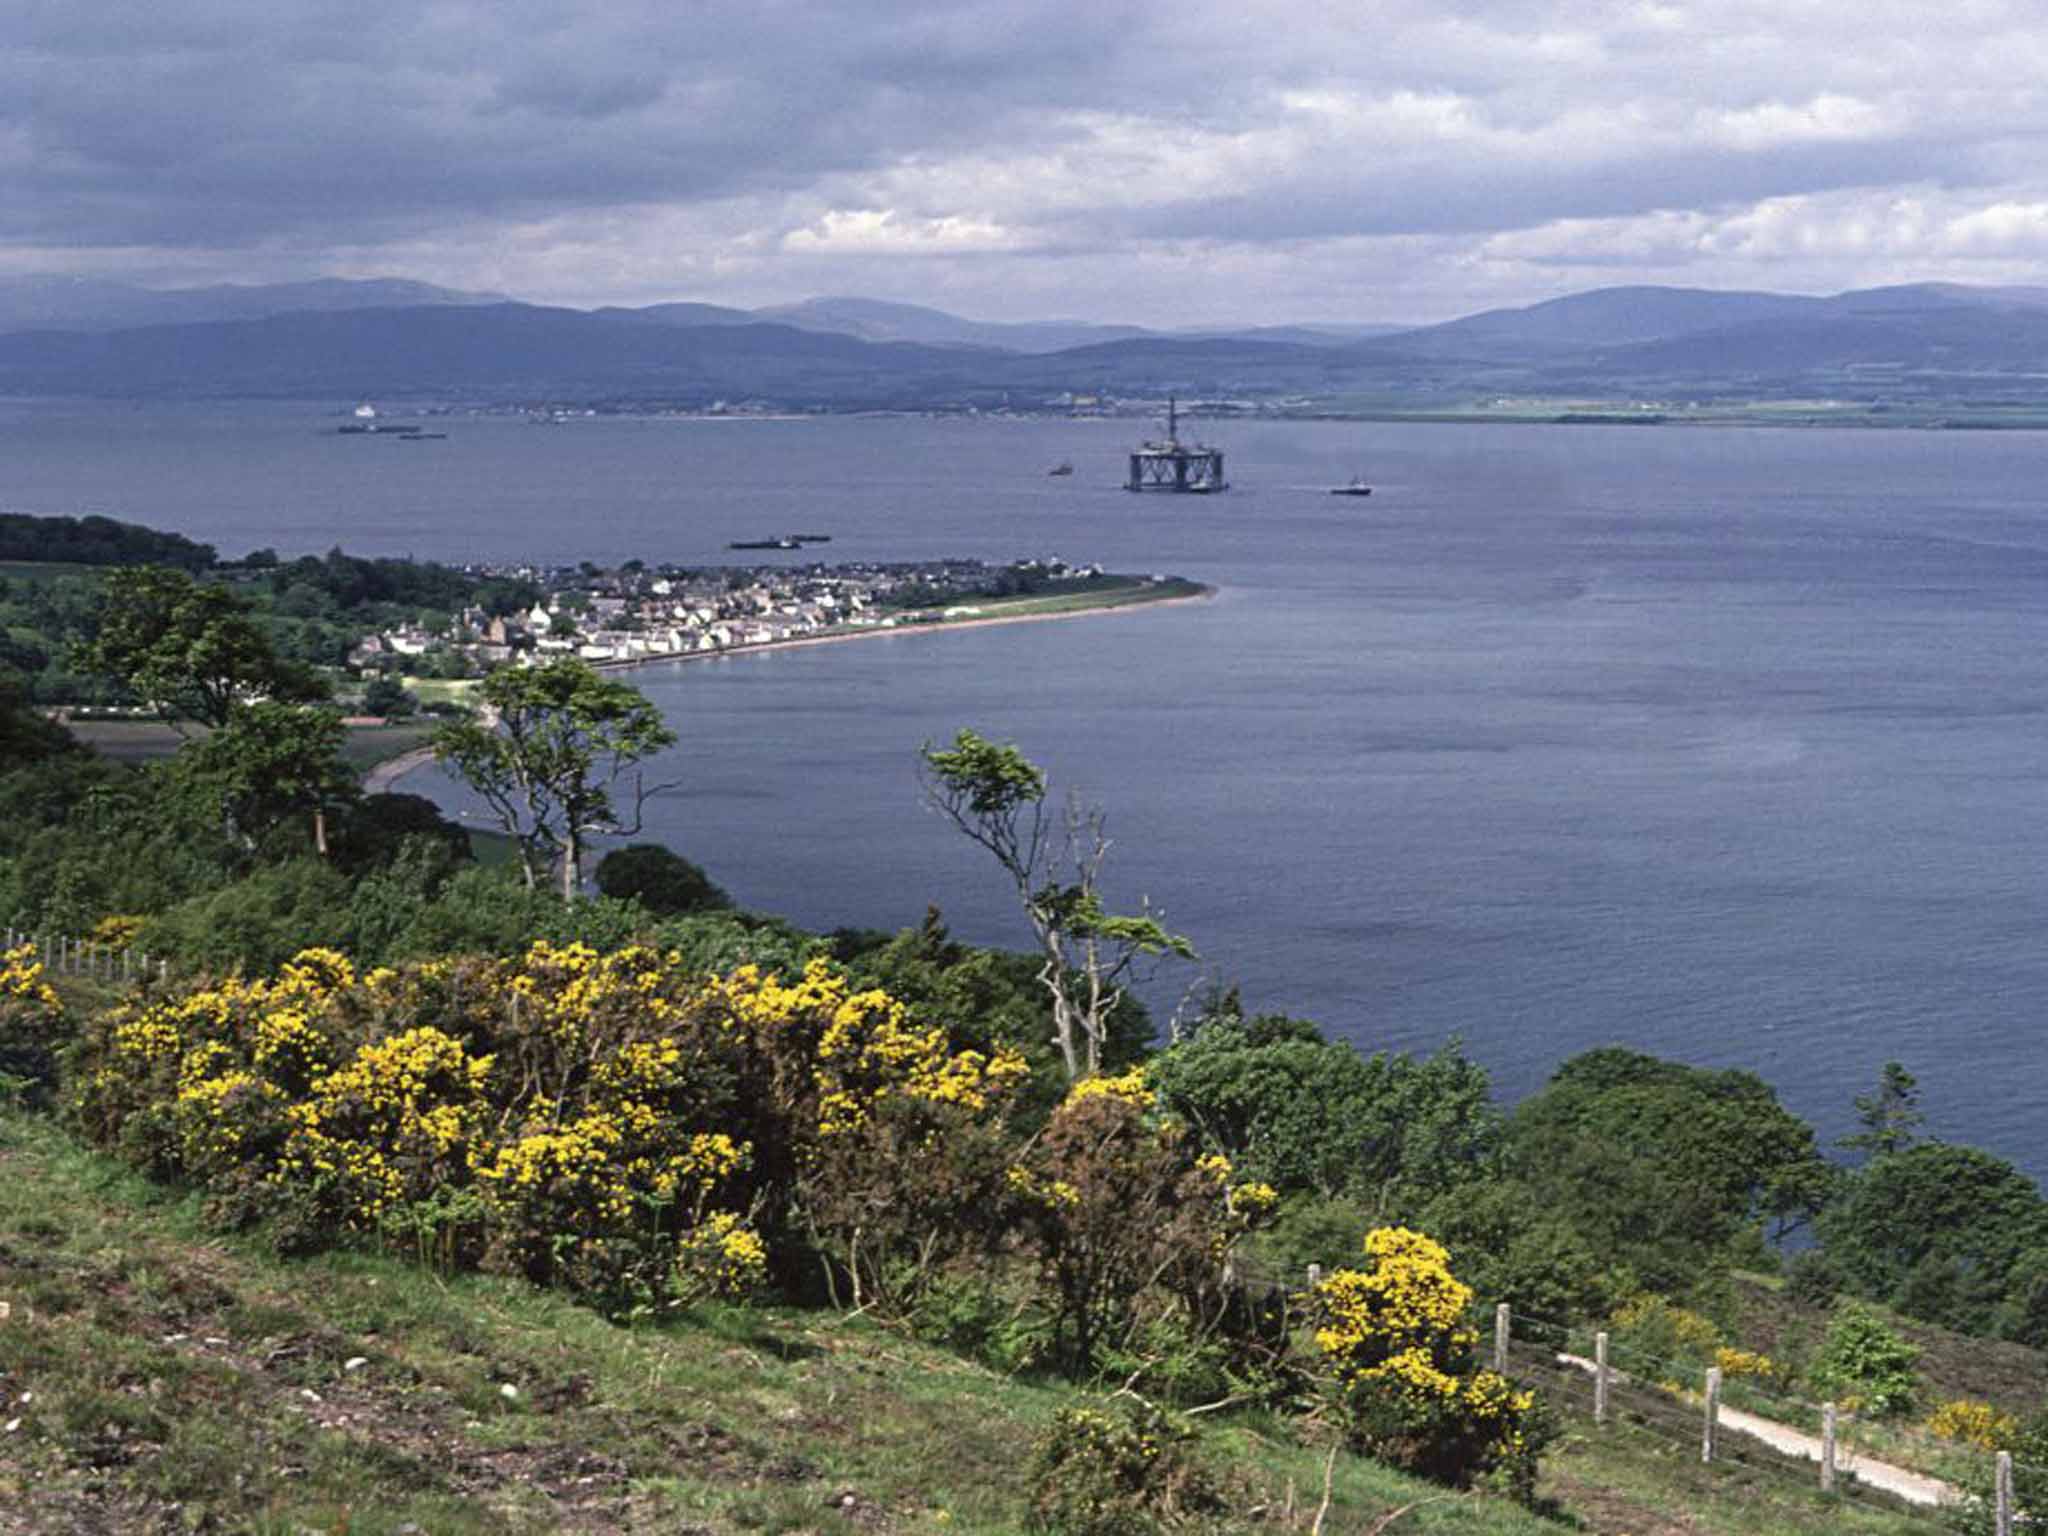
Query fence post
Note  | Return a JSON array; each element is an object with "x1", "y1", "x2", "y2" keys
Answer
[
  {"x1": 1593, "y1": 1331, "x2": 1610, "y2": 1425},
  {"x1": 1494, "y1": 1303, "x2": 1510, "y2": 1375},
  {"x1": 1997, "y1": 1450, "x2": 2014, "y2": 1536},
  {"x1": 1701, "y1": 1366, "x2": 1721, "y2": 1464},
  {"x1": 1306, "y1": 1264, "x2": 1321, "y2": 1289},
  {"x1": 1821, "y1": 1402, "x2": 1836, "y2": 1492}
]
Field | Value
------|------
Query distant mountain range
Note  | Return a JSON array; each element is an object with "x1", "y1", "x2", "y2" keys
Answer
[
  {"x1": 0, "y1": 276, "x2": 509, "y2": 334},
  {"x1": 9, "y1": 275, "x2": 2048, "y2": 409}
]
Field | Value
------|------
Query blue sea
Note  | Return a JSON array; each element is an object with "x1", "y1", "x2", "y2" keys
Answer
[{"x1": 6, "y1": 398, "x2": 2047, "y2": 1181}]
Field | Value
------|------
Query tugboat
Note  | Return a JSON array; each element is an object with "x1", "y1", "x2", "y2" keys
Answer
[{"x1": 1329, "y1": 477, "x2": 1373, "y2": 497}]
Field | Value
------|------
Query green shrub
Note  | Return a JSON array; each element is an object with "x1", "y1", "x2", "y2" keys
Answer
[
  {"x1": 1785, "y1": 1249, "x2": 1843, "y2": 1308},
  {"x1": 594, "y1": 842, "x2": 731, "y2": 915},
  {"x1": 1809, "y1": 1301, "x2": 1918, "y2": 1417},
  {"x1": 1027, "y1": 1398, "x2": 1225, "y2": 1536},
  {"x1": 137, "y1": 860, "x2": 354, "y2": 974}
]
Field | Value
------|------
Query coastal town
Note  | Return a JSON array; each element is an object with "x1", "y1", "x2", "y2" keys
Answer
[{"x1": 345, "y1": 554, "x2": 1191, "y2": 682}]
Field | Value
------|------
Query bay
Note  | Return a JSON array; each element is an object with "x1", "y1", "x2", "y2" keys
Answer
[{"x1": 7, "y1": 398, "x2": 2048, "y2": 1181}]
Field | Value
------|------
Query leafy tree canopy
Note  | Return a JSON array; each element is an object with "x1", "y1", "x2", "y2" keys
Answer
[
  {"x1": 172, "y1": 701, "x2": 356, "y2": 858},
  {"x1": 594, "y1": 842, "x2": 731, "y2": 917},
  {"x1": 1149, "y1": 1015, "x2": 1498, "y2": 1208},
  {"x1": 1817, "y1": 1141, "x2": 2048, "y2": 1330},
  {"x1": 79, "y1": 566, "x2": 324, "y2": 727},
  {"x1": 0, "y1": 512, "x2": 214, "y2": 571},
  {"x1": 432, "y1": 657, "x2": 676, "y2": 899},
  {"x1": 1839, "y1": 1060, "x2": 1925, "y2": 1159},
  {"x1": 1508, "y1": 1047, "x2": 1833, "y2": 1244}
]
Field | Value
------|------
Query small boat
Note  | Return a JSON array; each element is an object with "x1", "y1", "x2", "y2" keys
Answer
[
  {"x1": 1047, "y1": 461, "x2": 1074, "y2": 476},
  {"x1": 1329, "y1": 477, "x2": 1373, "y2": 497}
]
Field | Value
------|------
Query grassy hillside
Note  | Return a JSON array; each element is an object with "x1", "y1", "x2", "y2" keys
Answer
[{"x1": 0, "y1": 1098, "x2": 1948, "y2": 1536}]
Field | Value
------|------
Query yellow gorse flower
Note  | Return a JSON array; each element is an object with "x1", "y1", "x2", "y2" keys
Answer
[{"x1": 1064, "y1": 1067, "x2": 1154, "y2": 1109}]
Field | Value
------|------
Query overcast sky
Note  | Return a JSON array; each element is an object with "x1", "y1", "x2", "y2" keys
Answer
[{"x1": 10, "y1": 0, "x2": 2048, "y2": 325}]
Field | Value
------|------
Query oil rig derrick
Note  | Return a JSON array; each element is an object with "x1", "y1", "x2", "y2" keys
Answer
[{"x1": 1126, "y1": 397, "x2": 1227, "y2": 493}]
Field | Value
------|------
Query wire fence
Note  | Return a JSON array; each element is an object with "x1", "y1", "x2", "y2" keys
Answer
[
  {"x1": 4, "y1": 928, "x2": 168, "y2": 985},
  {"x1": 1223, "y1": 1258, "x2": 2032, "y2": 1531}
]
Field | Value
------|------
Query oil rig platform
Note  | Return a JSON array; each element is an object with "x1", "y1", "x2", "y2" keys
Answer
[{"x1": 1126, "y1": 398, "x2": 1227, "y2": 493}]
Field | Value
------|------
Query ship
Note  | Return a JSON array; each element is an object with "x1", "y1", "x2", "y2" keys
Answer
[
  {"x1": 1047, "y1": 461, "x2": 1074, "y2": 477},
  {"x1": 1329, "y1": 478, "x2": 1373, "y2": 497},
  {"x1": 727, "y1": 533, "x2": 832, "y2": 551}
]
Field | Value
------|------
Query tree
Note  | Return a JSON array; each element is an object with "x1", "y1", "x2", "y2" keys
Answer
[
  {"x1": 593, "y1": 842, "x2": 731, "y2": 915},
  {"x1": 1149, "y1": 1015, "x2": 1498, "y2": 1207},
  {"x1": 1509, "y1": 1048, "x2": 1834, "y2": 1244},
  {"x1": 360, "y1": 675, "x2": 418, "y2": 719},
  {"x1": 79, "y1": 565, "x2": 322, "y2": 728},
  {"x1": 1817, "y1": 1142, "x2": 2048, "y2": 1331},
  {"x1": 432, "y1": 657, "x2": 677, "y2": 899},
  {"x1": 920, "y1": 729, "x2": 1192, "y2": 1080},
  {"x1": 176, "y1": 701, "x2": 357, "y2": 856},
  {"x1": 1840, "y1": 1060, "x2": 1924, "y2": 1158}
]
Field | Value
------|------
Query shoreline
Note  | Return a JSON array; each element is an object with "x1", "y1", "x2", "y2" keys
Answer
[{"x1": 367, "y1": 582, "x2": 1214, "y2": 793}]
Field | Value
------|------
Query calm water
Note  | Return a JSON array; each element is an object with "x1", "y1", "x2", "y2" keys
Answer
[{"x1": 7, "y1": 399, "x2": 2047, "y2": 1180}]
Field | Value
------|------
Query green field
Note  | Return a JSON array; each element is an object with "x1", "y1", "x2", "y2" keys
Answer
[{"x1": 67, "y1": 718, "x2": 440, "y2": 775}]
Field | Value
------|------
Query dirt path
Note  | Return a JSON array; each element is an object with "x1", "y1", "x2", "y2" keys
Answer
[{"x1": 1555, "y1": 1353, "x2": 1959, "y2": 1507}]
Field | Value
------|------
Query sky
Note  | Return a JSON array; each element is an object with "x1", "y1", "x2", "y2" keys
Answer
[{"x1": 10, "y1": 0, "x2": 2048, "y2": 326}]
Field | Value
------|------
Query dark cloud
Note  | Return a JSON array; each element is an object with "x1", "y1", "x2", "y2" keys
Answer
[{"x1": 7, "y1": 0, "x2": 2048, "y2": 320}]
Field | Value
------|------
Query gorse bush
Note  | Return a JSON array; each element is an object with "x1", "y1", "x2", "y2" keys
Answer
[
  {"x1": 1027, "y1": 1397, "x2": 1226, "y2": 1536},
  {"x1": 0, "y1": 941, "x2": 63, "y2": 1101},
  {"x1": 1925, "y1": 1397, "x2": 2017, "y2": 1451},
  {"x1": 67, "y1": 943, "x2": 1028, "y2": 1312},
  {"x1": 1311, "y1": 1227, "x2": 1549, "y2": 1499},
  {"x1": 1009, "y1": 1068, "x2": 1280, "y2": 1380}
]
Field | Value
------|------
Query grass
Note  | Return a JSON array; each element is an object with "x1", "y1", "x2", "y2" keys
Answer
[
  {"x1": 0, "y1": 1105, "x2": 1574, "y2": 1536},
  {"x1": 0, "y1": 1097, "x2": 1955, "y2": 1536},
  {"x1": 399, "y1": 677, "x2": 483, "y2": 707},
  {"x1": 883, "y1": 576, "x2": 1209, "y2": 625},
  {"x1": 66, "y1": 718, "x2": 439, "y2": 774},
  {"x1": 337, "y1": 721, "x2": 440, "y2": 772}
]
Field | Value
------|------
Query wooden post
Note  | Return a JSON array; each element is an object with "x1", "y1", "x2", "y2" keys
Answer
[
  {"x1": 1594, "y1": 1332, "x2": 1610, "y2": 1425},
  {"x1": 1997, "y1": 1450, "x2": 2014, "y2": 1536},
  {"x1": 1701, "y1": 1367, "x2": 1721, "y2": 1463},
  {"x1": 1494, "y1": 1303, "x2": 1510, "y2": 1375},
  {"x1": 1306, "y1": 1264, "x2": 1321, "y2": 1288},
  {"x1": 1821, "y1": 1402, "x2": 1837, "y2": 1492}
]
